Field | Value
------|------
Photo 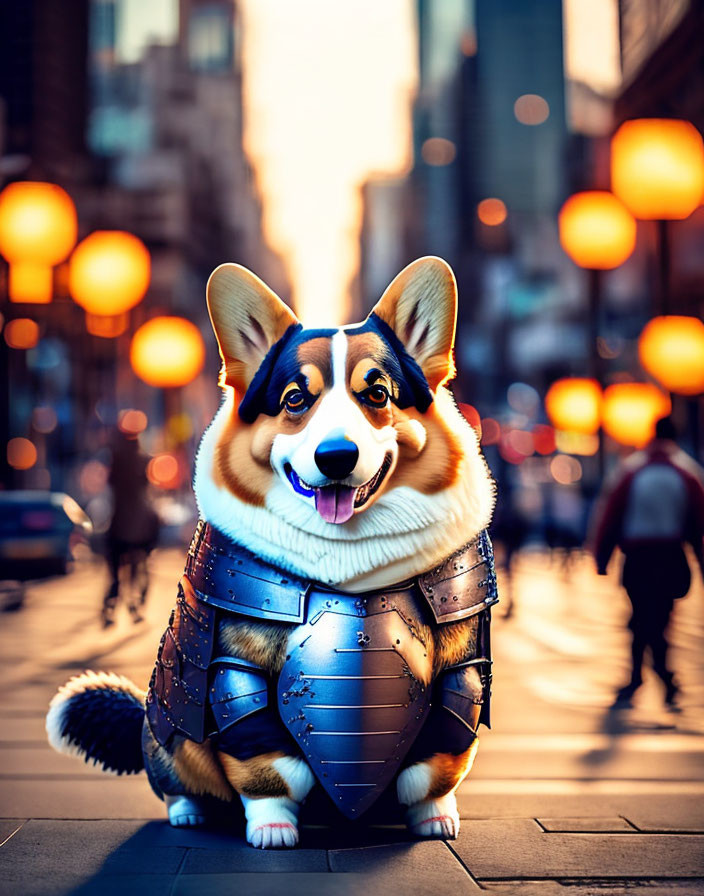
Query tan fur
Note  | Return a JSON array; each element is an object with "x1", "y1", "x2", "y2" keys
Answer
[
  {"x1": 296, "y1": 340, "x2": 332, "y2": 387},
  {"x1": 369, "y1": 257, "x2": 457, "y2": 390},
  {"x1": 392, "y1": 401, "x2": 463, "y2": 495},
  {"x1": 207, "y1": 264, "x2": 298, "y2": 392},
  {"x1": 218, "y1": 750, "x2": 291, "y2": 798},
  {"x1": 425, "y1": 739, "x2": 479, "y2": 799},
  {"x1": 172, "y1": 738, "x2": 233, "y2": 802},
  {"x1": 217, "y1": 619, "x2": 291, "y2": 675},
  {"x1": 432, "y1": 616, "x2": 478, "y2": 676}
]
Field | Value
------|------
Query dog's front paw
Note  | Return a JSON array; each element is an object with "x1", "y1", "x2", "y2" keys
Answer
[
  {"x1": 165, "y1": 794, "x2": 208, "y2": 828},
  {"x1": 406, "y1": 793, "x2": 460, "y2": 840},
  {"x1": 241, "y1": 795, "x2": 300, "y2": 849},
  {"x1": 249, "y1": 822, "x2": 298, "y2": 849}
]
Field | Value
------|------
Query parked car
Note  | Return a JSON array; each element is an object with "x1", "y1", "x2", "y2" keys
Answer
[{"x1": 0, "y1": 491, "x2": 91, "y2": 610}]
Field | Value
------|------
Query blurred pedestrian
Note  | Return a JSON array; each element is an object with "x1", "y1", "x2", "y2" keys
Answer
[
  {"x1": 102, "y1": 430, "x2": 159, "y2": 627},
  {"x1": 592, "y1": 417, "x2": 704, "y2": 710}
]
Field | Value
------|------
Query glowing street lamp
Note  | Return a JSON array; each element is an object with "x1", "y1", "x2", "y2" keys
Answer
[
  {"x1": 130, "y1": 316, "x2": 205, "y2": 388},
  {"x1": 69, "y1": 231, "x2": 150, "y2": 335},
  {"x1": 545, "y1": 378, "x2": 602, "y2": 435},
  {"x1": 0, "y1": 181, "x2": 77, "y2": 303},
  {"x1": 558, "y1": 193, "x2": 636, "y2": 467},
  {"x1": 611, "y1": 119, "x2": 704, "y2": 221},
  {"x1": 601, "y1": 383, "x2": 671, "y2": 449},
  {"x1": 559, "y1": 192, "x2": 636, "y2": 270},
  {"x1": 611, "y1": 119, "x2": 704, "y2": 313},
  {"x1": 638, "y1": 315, "x2": 704, "y2": 396}
]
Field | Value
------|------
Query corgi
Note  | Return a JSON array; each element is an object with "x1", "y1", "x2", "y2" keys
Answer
[{"x1": 47, "y1": 257, "x2": 497, "y2": 849}]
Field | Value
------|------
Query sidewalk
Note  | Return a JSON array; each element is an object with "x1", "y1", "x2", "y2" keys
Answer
[{"x1": 0, "y1": 548, "x2": 703, "y2": 895}]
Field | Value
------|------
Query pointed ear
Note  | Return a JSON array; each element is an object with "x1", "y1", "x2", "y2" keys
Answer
[
  {"x1": 206, "y1": 263, "x2": 299, "y2": 392},
  {"x1": 369, "y1": 256, "x2": 457, "y2": 389}
]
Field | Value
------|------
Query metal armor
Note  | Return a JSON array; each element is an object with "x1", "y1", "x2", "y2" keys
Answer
[{"x1": 146, "y1": 522, "x2": 498, "y2": 817}]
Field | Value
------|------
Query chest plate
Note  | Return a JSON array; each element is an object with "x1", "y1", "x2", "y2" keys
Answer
[{"x1": 277, "y1": 586, "x2": 433, "y2": 818}]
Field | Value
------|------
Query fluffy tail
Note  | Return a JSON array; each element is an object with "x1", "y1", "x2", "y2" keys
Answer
[{"x1": 46, "y1": 670, "x2": 146, "y2": 775}]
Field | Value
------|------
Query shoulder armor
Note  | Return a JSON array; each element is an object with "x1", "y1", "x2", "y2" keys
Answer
[
  {"x1": 418, "y1": 530, "x2": 498, "y2": 623},
  {"x1": 185, "y1": 521, "x2": 307, "y2": 623}
]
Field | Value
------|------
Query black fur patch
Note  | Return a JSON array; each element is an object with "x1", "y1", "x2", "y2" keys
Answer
[{"x1": 60, "y1": 686, "x2": 145, "y2": 774}]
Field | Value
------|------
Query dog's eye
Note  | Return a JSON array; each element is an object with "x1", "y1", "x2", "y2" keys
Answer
[
  {"x1": 361, "y1": 384, "x2": 390, "y2": 408},
  {"x1": 283, "y1": 389, "x2": 307, "y2": 413}
]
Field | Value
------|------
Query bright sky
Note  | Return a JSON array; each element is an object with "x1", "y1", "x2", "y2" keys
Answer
[
  {"x1": 239, "y1": 0, "x2": 417, "y2": 325},
  {"x1": 563, "y1": 0, "x2": 621, "y2": 93}
]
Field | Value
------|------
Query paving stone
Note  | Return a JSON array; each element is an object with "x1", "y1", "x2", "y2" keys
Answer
[
  {"x1": 0, "y1": 819, "x2": 25, "y2": 846},
  {"x1": 0, "y1": 820, "x2": 185, "y2": 878},
  {"x1": 481, "y1": 882, "x2": 704, "y2": 895},
  {"x1": 456, "y1": 792, "x2": 704, "y2": 830},
  {"x1": 182, "y1": 845, "x2": 329, "y2": 873},
  {"x1": 0, "y1": 747, "x2": 107, "y2": 777},
  {"x1": 173, "y1": 873, "x2": 372, "y2": 896},
  {"x1": 330, "y1": 840, "x2": 480, "y2": 893},
  {"x1": 454, "y1": 818, "x2": 704, "y2": 879},
  {"x1": 537, "y1": 817, "x2": 637, "y2": 832},
  {"x1": 0, "y1": 777, "x2": 164, "y2": 819},
  {"x1": 0, "y1": 873, "x2": 176, "y2": 896}
]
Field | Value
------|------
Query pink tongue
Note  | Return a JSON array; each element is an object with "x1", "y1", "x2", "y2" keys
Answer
[{"x1": 314, "y1": 485, "x2": 356, "y2": 524}]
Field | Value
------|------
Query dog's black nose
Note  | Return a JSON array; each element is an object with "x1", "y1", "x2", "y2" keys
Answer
[{"x1": 314, "y1": 438, "x2": 359, "y2": 480}]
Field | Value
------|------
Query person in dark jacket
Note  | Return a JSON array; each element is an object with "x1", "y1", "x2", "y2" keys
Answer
[
  {"x1": 592, "y1": 417, "x2": 704, "y2": 709},
  {"x1": 102, "y1": 430, "x2": 160, "y2": 627}
]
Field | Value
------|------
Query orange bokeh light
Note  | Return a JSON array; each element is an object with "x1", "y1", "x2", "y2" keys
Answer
[
  {"x1": 558, "y1": 191, "x2": 636, "y2": 269},
  {"x1": 601, "y1": 383, "x2": 671, "y2": 448},
  {"x1": 130, "y1": 316, "x2": 206, "y2": 388},
  {"x1": 4, "y1": 318, "x2": 39, "y2": 350},
  {"x1": 421, "y1": 137, "x2": 456, "y2": 166},
  {"x1": 514, "y1": 94, "x2": 549, "y2": 125},
  {"x1": 545, "y1": 378, "x2": 602, "y2": 435},
  {"x1": 477, "y1": 198, "x2": 508, "y2": 227},
  {"x1": 147, "y1": 453, "x2": 181, "y2": 489},
  {"x1": 480, "y1": 418, "x2": 501, "y2": 446},
  {"x1": 118, "y1": 409, "x2": 148, "y2": 436},
  {"x1": 69, "y1": 231, "x2": 151, "y2": 316},
  {"x1": 611, "y1": 119, "x2": 704, "y2": 220},
  {"x1": 7, "y1": 437, "x2": 37, "y2": 470},
  {"x1": 532, "y1": 424, "x2": 556, "y2": 455},
  {"x1": 638, "y1": 315, "x2": 704, "y2": 396}
]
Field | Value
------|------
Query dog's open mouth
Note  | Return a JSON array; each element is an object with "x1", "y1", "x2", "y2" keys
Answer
[{"x1": 284, "y1": 453, "x2": 393, "y2": 524}]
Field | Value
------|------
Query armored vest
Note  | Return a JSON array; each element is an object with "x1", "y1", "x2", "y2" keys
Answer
[{"x1": 147, "y1": 521, "x2": 498, "y2": 817}]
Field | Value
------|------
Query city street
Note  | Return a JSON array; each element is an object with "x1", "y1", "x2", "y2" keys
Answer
[{"x1": 0, "y1": 546, "x2": 702, "y2": 894}]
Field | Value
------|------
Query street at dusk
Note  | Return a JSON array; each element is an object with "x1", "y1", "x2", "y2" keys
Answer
[{"x1": 2, "y1": 0, "x2": 704, "y2": 893}]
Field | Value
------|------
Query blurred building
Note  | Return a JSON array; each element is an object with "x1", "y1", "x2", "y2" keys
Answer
[{"x1": 0, "y1": 0, "x2": 288, "y2": 495}]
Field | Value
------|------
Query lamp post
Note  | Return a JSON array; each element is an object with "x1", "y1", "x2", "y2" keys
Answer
[
  {"x1": 611, "y1": 119, "x2": 704, "y2": 314},
  {"x1": 638, "y1": 315, "x2": 704, "y2": 456},
  {"x1": 0, "y1": 181, "x2": 77, "y2": 303},
  {"x1": 558, "y1": 191, "x2": 636, "y2": 475},
  {"x1": 69, "y1": 230, "x2": 151, "y2": 336},
  {"x1": 130, "y1": 316, "x2": 206, "y2": 494}
]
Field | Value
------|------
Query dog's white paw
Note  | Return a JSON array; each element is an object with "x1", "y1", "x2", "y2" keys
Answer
[
  {"x1": 249, "y1": 822, "x2": 299, "y2": 849},
  {"x1": 406, "y1": 793, "x2": 460, "y2": 840},
  {"x1": 165, "y1": 794, "x2": 208, "y2": 828},
  {"x1": 241, "y1": 795, "x2": 300, "y2": 849}
]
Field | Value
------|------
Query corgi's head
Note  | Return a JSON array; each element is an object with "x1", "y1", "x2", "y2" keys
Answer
[{"x1": 205, "y1": 257, "x2": 460, "y2": 526}]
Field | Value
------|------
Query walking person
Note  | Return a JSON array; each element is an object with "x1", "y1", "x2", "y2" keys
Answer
[
  {"x1": 592, "y1": 416, "x2": 704, "y2": 710},
  {"x1": 102, "y1": 429, "x2": 160, "y2": 627}
]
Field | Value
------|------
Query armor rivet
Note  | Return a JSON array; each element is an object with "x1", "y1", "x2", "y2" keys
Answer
[
  {"x1": 453, "y1": 596, "x2": 458, "y2": 601},
  {"x1": 441, "y1": 596, "x2": 447, "y2": 602},
  {"x1": 254, "y1": 697, "x2": 260, "y2": 703}
]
